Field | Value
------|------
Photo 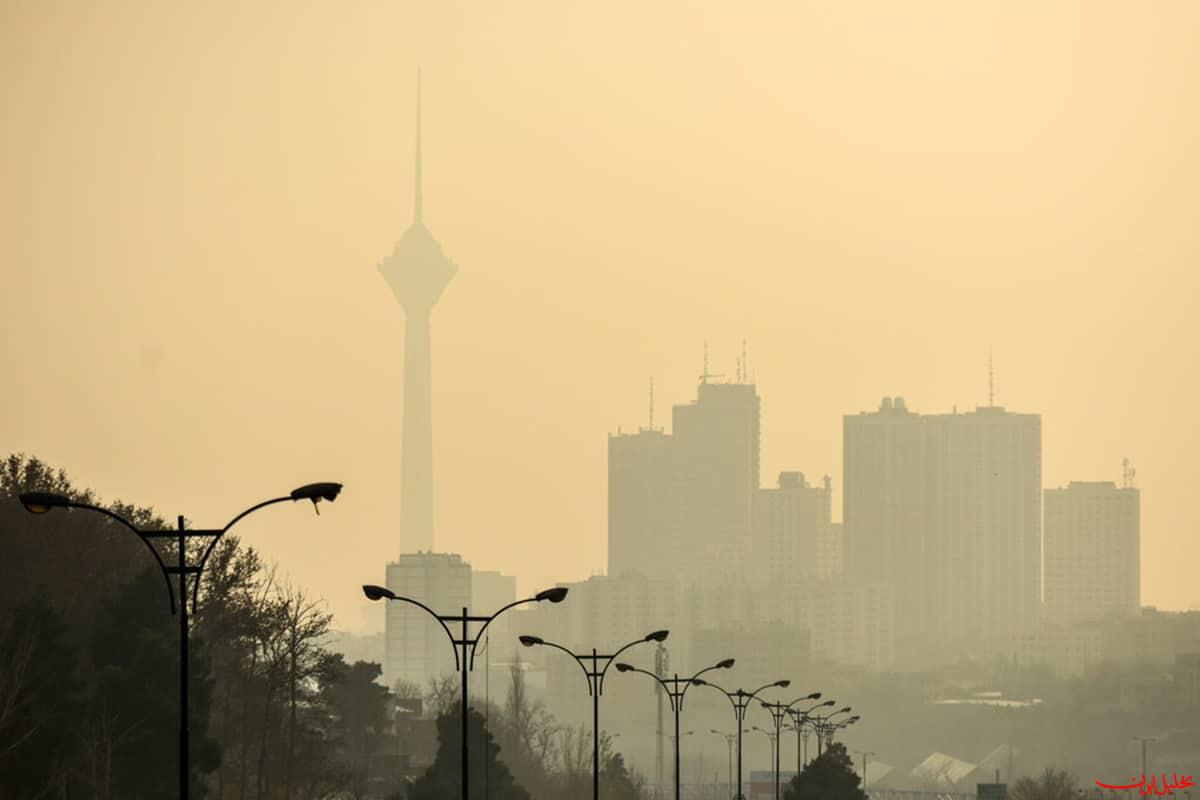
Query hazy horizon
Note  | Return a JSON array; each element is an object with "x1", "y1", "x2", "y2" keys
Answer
[{"x1": 4, "y1": 0, "x2": 1198, "y2": 629}]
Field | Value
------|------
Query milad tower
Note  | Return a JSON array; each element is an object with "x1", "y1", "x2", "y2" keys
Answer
[
  {"x1": 380, "y1": 73, "x2": 456, "y2": 554},
  {"x1": 379, "y1": 75, "x2": 471, "y2": 691}
]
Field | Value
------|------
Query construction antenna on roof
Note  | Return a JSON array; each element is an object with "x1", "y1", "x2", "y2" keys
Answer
[
  {"x1": 700, "y1": 341, "x2": 724, "y2": 384},
  {"x1": 1122, "y1": 458, "x2": 1136, "y2": 488},
  {"x1": 648, "y1": 377, "x2": 655, "y2": 431},
  {"x1": 988, "y1": 347, "x2": 995, "y2": 407}
]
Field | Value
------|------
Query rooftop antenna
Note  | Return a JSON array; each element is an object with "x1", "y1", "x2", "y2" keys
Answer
[
  {"x1": 988, "y1": 347, "x2": 995, "y2": 407},
  {"x1": 1122, "y1": 458, "x2": 1136, "y2": 489},
  {"x1": 700, "y1": 341, "x2": 724, "y2": 385},
  {"x1": 648, "y1": 377, "x2": 655, "y2": 431},
  {"x1": 741, "y1": 339, "x2": 747, "y2": 383},
  {"x1": 414, "y1": 68, "x2": 423, "y2": 225}
]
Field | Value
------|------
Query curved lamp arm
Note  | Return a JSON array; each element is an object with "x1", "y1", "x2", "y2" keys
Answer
[
  {"x1": 596, "y1": 632, "x2": 668, "y2": 693},
  {"x1": 784, "y1": 693, "x2": 822, "y2": 711},
  {"x1": 678, "y1": 658, "x2": 735, "y2": 705},
  {"x1": 469, "y1": 587, "x2": 568, "y2": 669},
  {"x1": 613, "y1": 663, "x2": 680, "y2": 712},
  {"x1": 19, "y1": 497, "x2": 178, "y2": 613},
  {"x1": 194, "y1": 483, "x2": 342, "y2": 611},
  {"x1": 690, "y1": 679, "x2": 740, "y2": 715},
  {"x1": 519, "y1": 635, "x2": 595, "y2": 694},
  {"x1": 363, "y1": 586, "x2": 461, "y2": 671}
]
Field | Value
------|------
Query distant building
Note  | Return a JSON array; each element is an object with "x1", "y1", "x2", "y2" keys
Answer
[
  {"x1": 1044, "y1": 481, "x2": 1140, "y2": 626},
  {"x1": 383, "y1": 552, "x2": 472, "y2": 691},
  {"x1": 471, "y1": 569, "x2": 517, "y2": 657},
  {"x1": 692, "y1": 620, "x2": 810, "y2": 683},
  {"x1": 518, "y1": 571, "x2": 687, "y2": 719},
  {"x1": 673, "y1": 381, "x2": 761, "y2": 583},
  {"x1": 608, "y1": 378, "x2": 761, "y2": 585},
  {"x1": 608, "y1": 428, "x2": 675, "y2": 578},
  {"x1": 844, "y1": 397, "x2": 1041, "y2": 661},
  {"x1": 751, "y1": 472, "x2": 838, "y2": 586}
]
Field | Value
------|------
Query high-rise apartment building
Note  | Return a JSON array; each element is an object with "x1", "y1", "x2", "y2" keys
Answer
[
  {"x1": 750, "y1": 472, "x2": 837, "y2": 586},
  {"x1": 608, "y1": 428, "x2": 675, "y2": 578},
  {"x1": 1044, "y1": 481, "x2": 1140, "y2": 626},
  {"x1": 844, "y1": 397, "x2": 1041, "y2": 660},
  {"x1": 383, "y1": 553, "x2": 473, "y2": 691},
  {"x1": 608, "y1": 378, "x2": 760, "y2": 584}
]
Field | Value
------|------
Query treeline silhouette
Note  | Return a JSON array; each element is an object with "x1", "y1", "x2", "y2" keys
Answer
[
  {"x1": 0, "y1": 455, "x2": 654, "y2": 799},
  {"x1": 0, "y1": 455, "x2": 388, "y2": 798}
]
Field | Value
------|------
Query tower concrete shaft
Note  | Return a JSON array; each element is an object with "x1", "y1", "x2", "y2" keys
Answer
[{"x1": 379, "y1": 73, "x2": 456, "y2": 553}]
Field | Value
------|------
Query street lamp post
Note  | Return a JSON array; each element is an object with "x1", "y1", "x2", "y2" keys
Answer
[
  {"x1": 1132, "y1": 736, "x2": 1156, "y2": 777},
  {"x1": 18, "y1": 482, "x2": 343, "y2": 800},
  {"x1": 786, "y1": 699, "x2": 833, "y2": 774},
  {"x1": 710, "y1": 730, "x2": 736, "y2": 800},
  {"x1": 690, "y1": 678, "x2": 790, "y2": 800},
  {"x1": 811, "y1": 707, "x2": 852, "y2": 757},
  {"x1": 821, "y1": 715, "x2": 860, "y2": 752},
  {"x1": 518, "y1": 630, "x2": 669, "y2": 800},
  {"x1": 362, "y1": 583, "x2": 569, "y2": 800},
  {"x1": 615, "y1": 659, "x2": 736, "y2": 800},
  {"x1": 853, "y1": 750, "x2": 874, "y2": 790},
  {"x1": 750, "y1": 726, "x2": 777, "y2": 789},
  {"x1": 760, "y1": 693, "x2": 822, "y2": 800}
]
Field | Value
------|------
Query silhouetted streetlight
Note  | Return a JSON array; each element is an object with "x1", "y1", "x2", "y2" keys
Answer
[
  {"x1": 691, "y1": 678, "x2": 789, "y2": 800},
  {"x1": 759, "y1": 693, "x2": 821, "y2": 800},
  {"x1": 518, "y1": 629, "x2": 669, "y2": 800},
  {"x1": 786, "y1": 698, "x2": 833, "y2": 771},
  {"x1": 362, "y1": 583, "x2": 568, "y2": 800},
  {"x1": 812, "y1": 707, "x2": 853, "y2": 756},
  {"x1": 615, "y1": 658, "x2": 735, "y2": 800},
  {"x1": 18, "y1": 482, "x2": 342, "y2": 800},
  {"x1": 710, "y1": 729, "x2": 736, "y2": 800},
  {"x1": 750, "y1": 725, "x2": 779, "y2": 791}
]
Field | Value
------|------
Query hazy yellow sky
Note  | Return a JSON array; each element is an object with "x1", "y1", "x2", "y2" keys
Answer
[{"x1": 3, "y1": 1, "x2": 1198, "y2": 627}]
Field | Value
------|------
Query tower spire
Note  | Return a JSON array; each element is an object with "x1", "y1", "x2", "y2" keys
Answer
[
  {"x1": 414, "y1": 68, "x2": 423, "y2": 225},
  {"x1": 649, "y1": 376, "x2": 655, "y2": 430},
  {"x1": 988, "y1": 347, "x2": 995, "y2": 407}
]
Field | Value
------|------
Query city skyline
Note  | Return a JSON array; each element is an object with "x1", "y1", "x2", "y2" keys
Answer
[{"x1": 3, "y1": 2, "x2": 1197, "y2": 629}]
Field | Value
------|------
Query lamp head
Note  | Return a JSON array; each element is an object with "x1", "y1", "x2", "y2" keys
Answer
[
  {"x1": 840, "y1": 706, "x2": 852, "y2": 713},
  {"x1": 18, "y1": 492, "x2": 70, "y2": 515},
  {"x1": 807, "y1": 692, "x2": 821, "y2": 700},
  {"x1": 822, "y1": 700, "x2": 835, "y2": 707},
  {"x1": 690, "y1": 678, "x2": 708, "y2": 686},
  {"x1": 646, "y1": 629, "x2": 670, "y2": 642},
  {"x1": 291, "y1": 482, "x2": 342, "y2": 514},
  {"x1": 615, "y1": 662, "x2": 634, "y2": 673},
  {"x1": 518, "y1": 635, "x2": 543, "y2": 647},
  {"x1": 717, "y1": 658, "x2": 735, "y2": 669},
  {"x1": 535, "y1": 587, "x2": 568, "y2": 603},
  {"x1": 362, "y1": 584, "x2": 396, "y2": 602},
  {"x1": 775, "y1": 680, "x2": 791, "y2": 688}
]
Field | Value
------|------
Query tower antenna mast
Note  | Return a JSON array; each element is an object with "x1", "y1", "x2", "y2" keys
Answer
[
  {"x1": 649, "y1": 377, "x2": 655, "y2": 431},
  {"x1": 988, "y1": 347, "x2": 995, "y2": 407}
]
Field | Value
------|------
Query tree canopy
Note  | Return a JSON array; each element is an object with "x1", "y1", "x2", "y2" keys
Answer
[{"x1": 784, "y1": 742, "x2": 867, "y2": 800}]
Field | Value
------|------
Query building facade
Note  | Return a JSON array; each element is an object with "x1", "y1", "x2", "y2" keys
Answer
[
  {"x1": 844, "y1": 397, "x2": 1042, "y2": 661},
  {"x1": 1044, "y1": 480, "x2": 1140, "y2": 626},
  {"x1": 608, "y1": 379, "x2": 761, "y2": 585},
  {"x1": 383, "y1": 553, "x2": 472, "y2": 691}
]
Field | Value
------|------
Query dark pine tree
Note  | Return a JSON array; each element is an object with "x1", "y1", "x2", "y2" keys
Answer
[
  {"x1": 90, "y1": 566, "x2": 220, "y2": 799},
  {"x1": 0, "y1": 598, "x2": 84, "y2": 798},
  {"x1": 784, "y1": 741, "x2": 867, "y2": 800},
  {"x1": 410, "y1": 707, "x2": 530, "y2": 800}
]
